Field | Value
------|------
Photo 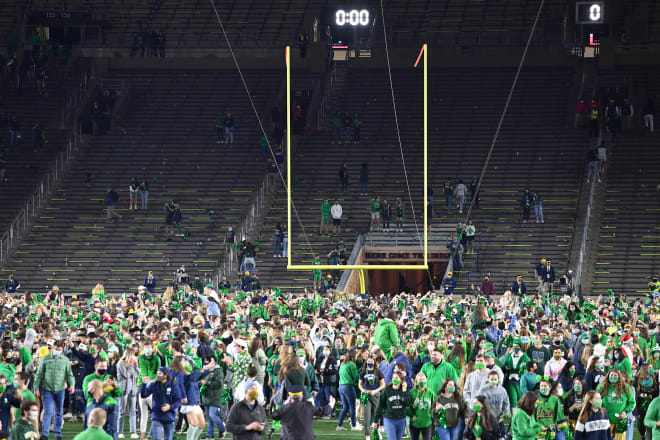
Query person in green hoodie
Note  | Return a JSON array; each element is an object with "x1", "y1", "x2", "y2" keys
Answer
[
  {"x1": 374, "y1": 311, "x2": 400, "y2": 361},
  {"x1": 643, "y1": 395, "x2": 660, "y2": 440},
  {"x1": 512, "y1": 392, "x2": 544, "y2": 440},
  {"x1": 408, "y1": 372, "x2": 436, "y2": 440},
  {"x1": 10, "y1": 400, "x2": 39, "y2": 440},
  {"x1": 373, "y1": 371, "x2": 413, "y2": 440}
]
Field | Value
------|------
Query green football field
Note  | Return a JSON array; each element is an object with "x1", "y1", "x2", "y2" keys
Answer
[
  {"x1": 57, "y1": 419, "x2": 646, "y2": 440},
  {"x1": 59, "y1": 418, "x2": 371, "y2": 439}
]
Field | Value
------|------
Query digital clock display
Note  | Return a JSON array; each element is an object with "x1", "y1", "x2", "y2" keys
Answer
[
  {"x1": 575, "y1": 2, "x2": 604, "y2": 24},
  {"x1": 335, "y1": 9, "x2": 370, "y2": 26}
]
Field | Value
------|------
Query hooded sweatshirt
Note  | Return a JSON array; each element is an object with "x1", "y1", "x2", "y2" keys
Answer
[{"x1": 374, "y1": 318, "x2": 400, "y2": 359}]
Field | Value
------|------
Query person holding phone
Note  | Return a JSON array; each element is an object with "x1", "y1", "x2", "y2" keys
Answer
[{"x1": 226, "y1": 380, "x2": 267, "y2": 439}]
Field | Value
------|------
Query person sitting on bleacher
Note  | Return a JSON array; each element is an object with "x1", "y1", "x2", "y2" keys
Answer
[{"x1": 5, "y1": 274, "x2": 20, "y2": 294}]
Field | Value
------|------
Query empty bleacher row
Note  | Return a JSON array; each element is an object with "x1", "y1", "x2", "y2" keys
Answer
[
  {"x1": 1, "y1": 68, "x2": 280, "y2": 293},
  {"x1": 254, "y1": 66, "x2": 586, "y2": 292}
]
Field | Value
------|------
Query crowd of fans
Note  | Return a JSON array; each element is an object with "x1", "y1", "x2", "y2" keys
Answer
[{"x1": 0, "y1": 275, "x2": 658, "y2": 440}]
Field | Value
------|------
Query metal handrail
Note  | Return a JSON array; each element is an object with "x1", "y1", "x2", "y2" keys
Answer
[{"x1": 0, "y1": 68, "x2": 89, "y2": 267}]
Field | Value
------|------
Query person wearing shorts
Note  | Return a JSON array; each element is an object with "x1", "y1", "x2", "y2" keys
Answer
[
  {"x1": 369, "y1": 196, "x2": 381, "y2": 231},
  {"x1": 331, "y1": 200, "x2": 342, "y2": 235}
]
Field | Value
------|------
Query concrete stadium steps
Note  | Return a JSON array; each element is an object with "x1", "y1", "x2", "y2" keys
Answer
[
  {"x1": 0, "y1": 74, "x2": 79, "y2": 232},
  {"x1": 251, "y1": 66, "x2": 583, "y2": 293},
  {"x1": 1, "y1": 69, "x2": 280, "y2": 293}
]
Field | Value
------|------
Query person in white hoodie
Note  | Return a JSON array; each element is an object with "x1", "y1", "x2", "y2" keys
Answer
[
  {"x1": 454, "y1": 180, "x2": 468, "y2": 214},
  {"x1": 331, "y1": 200, "x2": 343, "y2": 235}
]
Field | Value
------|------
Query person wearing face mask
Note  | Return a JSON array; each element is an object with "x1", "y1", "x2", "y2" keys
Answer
[
  {"x1": 544, "y1": 346, "x2": 567, "y2": 382},
  {"x1": 584, "y1": 357, "x2": 605, "y2": 392},
  {"x1": 116, "y1": 345, "x2": 140, "y2": 439},
  {"x1": 574, "y1": 391, "x2": 612, "y2": 440},
  {"x1": 633, "y1": 364, "x2": 657, "y2": 440},
  {"x1": 573, "y1": 333, "x2": 591, "y2": 377},
  {"x1": 564, "y1": 378, "x2": 586, "y2": 432},
  {"x1": 10, "y1": 401, "x2": 39, "y2": 440},
  {"x1": 137, "y1": 344, "x2": 160, "y2": 433},
  {"x1": 271, "y1": 384, "x2": 335, "y2": 440},
  {"x1": 359, "y1": 357, "x2": 385, "y2": 440},
  {"x1": 536, "y1": 378, "x2": 571, "y2": 440},
  {"x1": 502, "y1": 339, "x2": 531, "y2": 409},
  {"x1": 83, "y1": 358, "x2": 123, "y2": 403},
  {"x1": 558, "y1": 362, "x2": 578, "y2": 394},
  {"x1": 314, "y1": 344, "x2": 338, "y2": 410},
  {"x1": 597, "y1": 370, "x2": 635, "y2": 440},
  {"x1": 140, "y1": 368, "x2": 183, "y2": 440},
  {"x1": 85, "y1": 379, "x2": 119, "y2": 439},
  {"x1": 434, "y1": 378, "x2": 468, "y2": 440},
  {"x1": 408, "y1": 373, "x2": 435, "y2": 440},
  {"x1": 372, "y1": 372, "x2": 413, "y2": 440},
  {"x1": 651, "y1": 346, "x2": 660, "y2": 372},
  {"x1": 225, "y1": 381, "x2": 267, "y2": 440},
  {"x1": 464, "y1": 396, "x2": 499, "y2": 440},
  {"x1": 527, "y1": 336, "x2": 551, "y2": 376},
  {"x1": 33, "y1": 339, "x2": 75, "y2": 440},
  {"x1": 463, "y1": 354, "x2": 490, "y2": 405},
  {"x1": 476, "y1": 371, "x2": 511, "y2": 425},
  {"x1": 612, "y1": 346, "x2": 633, "y2": 382}
]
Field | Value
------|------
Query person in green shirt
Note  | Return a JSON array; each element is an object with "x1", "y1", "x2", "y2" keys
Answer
[
  {"x1": 596, "y1": 370, "x2": 635, "y2": 440},
  {"x1": 643, "y1": 395, "x2": 660, "y2": 440},
  {"x1": 502, "y1": 339, "x2": 531, "y2": 409},
  {"x1": 14, "y1": 372, "x2": 36, "y2": 420},
  {"x1": 421, "y1": 347, "x2": 458, "y2": 395},
  {"x1": 312, "y1": 255, "x2": 322, "y2": 290},
  {"x1": 511, "y1": 392, "x2": 544, "y2": 440},
  {"x1": 138, "y1": 344, "x2": 160, "y2": 439},
  {"x1": 369, "y1": 196, "x2": 381, "y2": 231},
  {"x1": 374, "y1": 311, "x2": 400, "y2": 361},
  {"x1": 320, "y1": 200, "x2": 332, "y2": 235},
  {"x1": 74, "y1": 408, "x2": 114, "y2": 440},
  {"x1": 82, "y1": 359, "x2": 123, "y2": 402},
  {"x1": 408, "y1": 372, "x2": 436, "y2": 440},
  {"x1": 10, "y1": 400, "x2": 39, "y2": 440},
  {"x1": 373, "y1": 371, "x2": 413, "y2": 440},
  {"x1": 337, "y1": 349, "x2": 361, "y2": 431}
]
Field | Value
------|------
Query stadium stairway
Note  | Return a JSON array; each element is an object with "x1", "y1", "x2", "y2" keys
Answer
[
  {"x1": 253, "y1": 66, "x2": 586, "y2": 294},
  {"x1": 1, "y1": 68, "x2": 280, "y2": 294},
  {"x1": 589, "y1": 67, "x2": 660, "y2": 296}
]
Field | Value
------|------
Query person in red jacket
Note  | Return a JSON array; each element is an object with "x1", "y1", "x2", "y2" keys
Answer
[{"x1": 481, "y1": 274, "x2": 496, "y2": 297}]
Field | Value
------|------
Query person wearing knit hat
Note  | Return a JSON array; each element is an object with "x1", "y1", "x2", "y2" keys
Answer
[
  {"x1": 501, "y1": 338, "x2": 531, "y2": 407},
  {"x1": 271, "y1": 384, "x2": 335, "y2": 440}
]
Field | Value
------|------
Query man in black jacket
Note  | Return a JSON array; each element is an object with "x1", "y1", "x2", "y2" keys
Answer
[
  {"x1": 225, "y1": 381, "x2": 266, "y2": 440},
  {"x1": 271, "y1": 385, "x2": 334, "y2": 440}
]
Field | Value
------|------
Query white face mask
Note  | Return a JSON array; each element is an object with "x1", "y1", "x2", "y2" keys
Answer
[{"x1": 28, "y1": 411, "x2": 39, "y2": 421}]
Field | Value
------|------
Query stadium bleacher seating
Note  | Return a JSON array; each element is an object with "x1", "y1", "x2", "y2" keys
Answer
[
  {"x1": 1, "y1": 68, "x2": 280, "y2": 293},
  {"x1": 590, "y1": 67, "x2": 660, "y2": 295},
  {"x1": 254, "y1": 66, "x2": 586, "y2": 293}
]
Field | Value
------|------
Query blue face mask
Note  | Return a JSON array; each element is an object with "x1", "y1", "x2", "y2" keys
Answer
[{"x1": 52, "y1": 350, "x2": 61, "y2": 357}]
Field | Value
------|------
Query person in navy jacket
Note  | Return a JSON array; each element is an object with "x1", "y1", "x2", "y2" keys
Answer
[
  {"x1": 442, "y1": 272, "x2": 457, "y2": 295},
  {"x1": 5, "y1": 274, "x2": 20, "y2": 293},
  {"x1": 511, "y1": 275, "x2": 527, "y2": 296},
  {"x1": 140, "y1": 367, "x2": 183, "y2": 440},
  {"x1": 542, "y1": 260, "x2": 556, "y2": 294}
]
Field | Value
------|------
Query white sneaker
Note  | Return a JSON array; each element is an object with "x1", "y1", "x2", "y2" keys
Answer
[
  {"x1": 63, "y1": 412, "x2": 73, "y2": 420},
  {"x1": 118, "y1": 434, "x2": 125, "y2": 439},
  {"x1": 131, "y1": 434, "x2": 139, "y2": 439},
  {"x1": 336, "y1": 426, "x2": 347, "y2": 431},
  {"x1": 352, "y1": 423, "x2": 363, "y2": 431}
]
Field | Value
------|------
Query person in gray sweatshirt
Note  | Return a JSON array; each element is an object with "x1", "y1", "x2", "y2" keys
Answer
[
  {"x1": 475, "y1": 370, "x2": 511, "y2": 421},
  {"x1": 463, "y1": 354, "x2": 490, "y2": 408}
]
